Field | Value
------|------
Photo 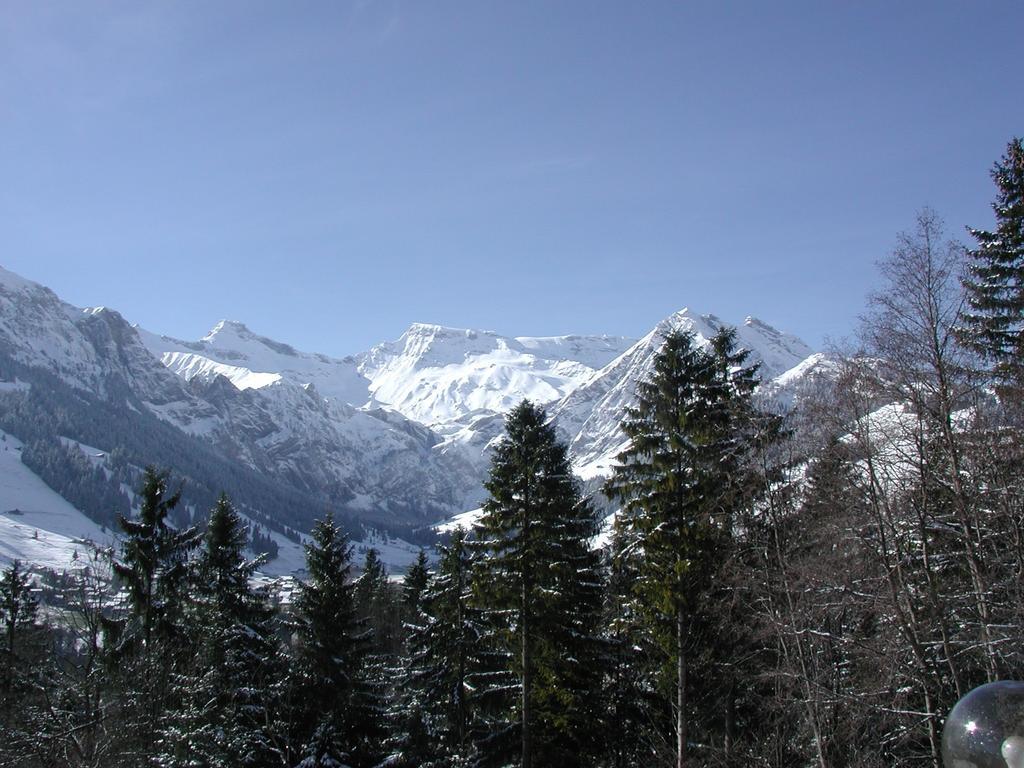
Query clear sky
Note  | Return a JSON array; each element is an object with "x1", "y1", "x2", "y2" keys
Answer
[{"x1": 2, "y1": 1, "x2": 1021, "y2": 356}]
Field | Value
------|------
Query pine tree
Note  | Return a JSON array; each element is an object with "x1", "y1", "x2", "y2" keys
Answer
[
  {"x1": 355, "y1": 547, "x2": 402, "y2": 655},
  {"x1": 110, "y1": 467, "x2": 199, "y2": 652},
  {"x1": 158, "y1": 494, "x2": 284, "y2": 768},
  {"x1": 0, "y1": 559, "x2": 48, "y2": 764},
  {"x1": 0, "y1": 561, "x2": 44, "y2": 720},
  {"x1": 604, "y1": 328, "x2": 764, "y2": 768},
  {"x1": 470, "y1": 400, "x2": 605, "y2": 768},
  {"x1": 384, "y1": 528, "x2": 481, "y2": 767},
  {"x1": 402, "y1": 550, "x2": 430, "y2": 618},
  {"x1": 0, "y1": 560, "x2": 39, "y2": 703},
  {"x1": 962, "y1": 137, "x2": 1024, "y2": 386},
  {"x1": 106, "y1": 467, "x2": 200, "y2": 764},
  {"x1": 290, "y1": 514, "x2": 376, "y2": 768},
  {"x1": 355, "y1": 547, "x2": 386, "y2": 615},
  {"x1": 601, "y1": 528, "x2": 666, "y2": 767}
]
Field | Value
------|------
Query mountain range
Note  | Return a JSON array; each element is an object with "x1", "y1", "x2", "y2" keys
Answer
[{"x1": 0, "y1": 265, "x2": 825, "y2": 573}]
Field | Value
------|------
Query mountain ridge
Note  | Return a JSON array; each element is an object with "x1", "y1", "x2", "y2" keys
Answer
[{"x1": 0, "y1": 264, "x2": 823, "y2": 572}]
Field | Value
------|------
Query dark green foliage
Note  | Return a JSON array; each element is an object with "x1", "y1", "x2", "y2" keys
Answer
[
  {"x1": 291, "y1": 514, "x2": 377, "y2": 768},
  {"x1": 962, "y1": 137, "x2": 1024, "y2": 385},
  {"x1": 0, "y1": 560, "x2": 44, "y2": 706},
  {"x1": 356, "y1": 547, "x2": 403, "y2": 656},
  {"x1": 157, "y1": 494, "x2": 285, "y2": 767},
  {"x1": 103, "y1": 467, "x2": 201, "y2": 764},
  {"x1": 110, "y1": 467, "x2": 199, "y2": 651},
  {"x1": 402, "y1": 549, "x2": 430, "y2": 617},
  {"x1": 385, "y1": 528, "x2": 480, "y2": 767},
  {"x1": 470, "y1": 400, "x2": 605, "y2": 768},
  {"x1": 605, "y1": 328, "x2": 768, "y2": 767},
  {"x1": 20, "y1": 437, "x2": 130, "y2": 530},
  {"x1": 0, "y1": 560, "x2": 40, "y2": 699},
  {"x1": 251, "y1": 524, "x2": 280, "y2": 560},
  {"x1": 605, "y1": 327, "x2": 761, "y2": 633},
  {"x1": 600, "y1": 529, "x2": 668, "y2": 767},
  {"x1": 0, "y1": 560, "x2": 52, "y2": 767}
]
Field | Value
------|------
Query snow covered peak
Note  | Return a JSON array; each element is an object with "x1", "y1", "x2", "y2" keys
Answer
[
  {"x1": 406, "y1": 321, "x2": 487, "y2": 336},
  {"x1": 367, "y1": 323, "x2": 512, "y2": 372},
  {"x1": 358, "y1": 324, "x2": 637, "y2": 427},
  {"x1": 140, "y1": 321, "x2": 369, "y2": 406},
  {"x1": 203, "y1": 318, "x2": 250, "y2": 340},
  {"x1": 551, "y1": 307, "x2": 818, "y2": 480},
  {"x1": 625, "y1": 307, "x2": 812, "y2": 381},
  {"x1": 201, "y1": 319, "x2": 301, "y2": 358}
]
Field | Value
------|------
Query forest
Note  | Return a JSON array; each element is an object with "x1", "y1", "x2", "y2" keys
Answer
[{"x1": 0, "y1": 138, "x2": 1022, "y2": 768}]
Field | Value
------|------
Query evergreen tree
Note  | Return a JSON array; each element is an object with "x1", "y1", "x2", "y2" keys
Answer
[
  {"x1": 106, "y1": 467, "x2": 200, "y2": 764},
  {"x1": 0, "y1": 560, "x2": 39, "y2": 703},
  {"x1": 601, "y1": 528, "x2": 666, "y2": 768},
  {"x1": 157, "y1": 494, "x2": 284, "y2": 768},
  {"x1": 604, "y1": 328, "x2": 764, "y2": 768},
  {"x1": 290, "y1": 514, "x2": 376, "y2": 768},
  {"x1": 356, "y1": 547, "x2": 386, "y2": 613},
  {"x1": 0, "y1": 559, "x2": 49, "y2": 765},
  {"x1": 385, "y1": 528, "x2": 481, "y2": 767},
  {"x1": 402, "y1": 550, "x2": 430, "y2": 618},
  {"x1": 962, "y1": 137, "x2": 1024, "y2": 386},
  {"x1": 110, "y1": 467, "x2": 199, "y2": 651},
  {"x1": 470, "y1": 400, "x2": 605, "y2": 768},
  {"x1": 355, "y1": 547, "x2": 402, "y2": 656}
]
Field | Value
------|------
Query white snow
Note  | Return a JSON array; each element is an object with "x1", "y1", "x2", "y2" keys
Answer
[
  {"x1": 0, "y1": 431, "x2": 113, "y2": 569},
  {"x1": 360, "y1": 323, "x2": 636, "y2": 428},
  {"x1": 160, "y1": 351, "x2": 283, "y2": 390},
  {"x1": 433, "y1": 507, "x2": 484, "y2": 534},
  {"x1": 772, "y1": 352, "x2": 831, "y2": 388},
  {"x1": 137, "y1": 321, "x2": 370, "y2": 406}
]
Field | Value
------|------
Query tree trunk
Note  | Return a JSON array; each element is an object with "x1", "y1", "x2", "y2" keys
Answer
[
  {"x1": 724, "y1": 677, "x2": 735, "y2": 758},
  {"x1": 677, "y1": 605, "x2": 687, "y2": 768},
  {"x1": 522, "y1": 564, "x2": 532, "y2": 768},
  {"x1": 457, "y1": 561, "x2": 467, "y2": 754}
]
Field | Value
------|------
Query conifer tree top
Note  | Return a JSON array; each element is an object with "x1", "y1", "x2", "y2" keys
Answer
[{"x1": 962, "y1": 137, "x2": 1024, "y2": 382}]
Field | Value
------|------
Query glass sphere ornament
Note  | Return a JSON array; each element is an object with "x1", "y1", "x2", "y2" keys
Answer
[{"x1": 942, "y1": 681, "x2": 1024, "y2": 767}]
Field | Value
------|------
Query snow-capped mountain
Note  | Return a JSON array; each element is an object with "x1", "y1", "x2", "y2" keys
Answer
[
  {"x1": 137, "y1": 321, "x2": 481, "y2": 525},
  {"x1": 0, "y1": 267, "x2": 475, "y2": 537},
  {"x1": 553, "y1": 308, "x2": 816, "y2": 480},
  {"x1": 0, "y1": 264, "x2": 823, "y2": 572},
  {"x1": 139, "y1": 320, "x2": 370, "y2": 406},
  {"x1": 358, "y1": 322, "x2": 635, "y2": 427}
]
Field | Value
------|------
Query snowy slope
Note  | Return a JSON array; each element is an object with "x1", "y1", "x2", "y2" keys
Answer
[{"x1": 0, "y1": 431, "x2": 112, "y2": 570}]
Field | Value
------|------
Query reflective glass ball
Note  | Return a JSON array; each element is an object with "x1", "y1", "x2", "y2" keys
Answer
[{"x1": 943, "y1": 681, "x2": 1024, "y2": 767}]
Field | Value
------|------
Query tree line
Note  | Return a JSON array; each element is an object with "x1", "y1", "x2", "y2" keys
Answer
[{"x1": 0, "y1": 137, "x2": 1022, "y2": 767}]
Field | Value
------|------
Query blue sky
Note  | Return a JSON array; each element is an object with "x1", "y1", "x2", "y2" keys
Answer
[{"x1": 2, "y1": 1, "x2": 1021, "y2": 356}]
